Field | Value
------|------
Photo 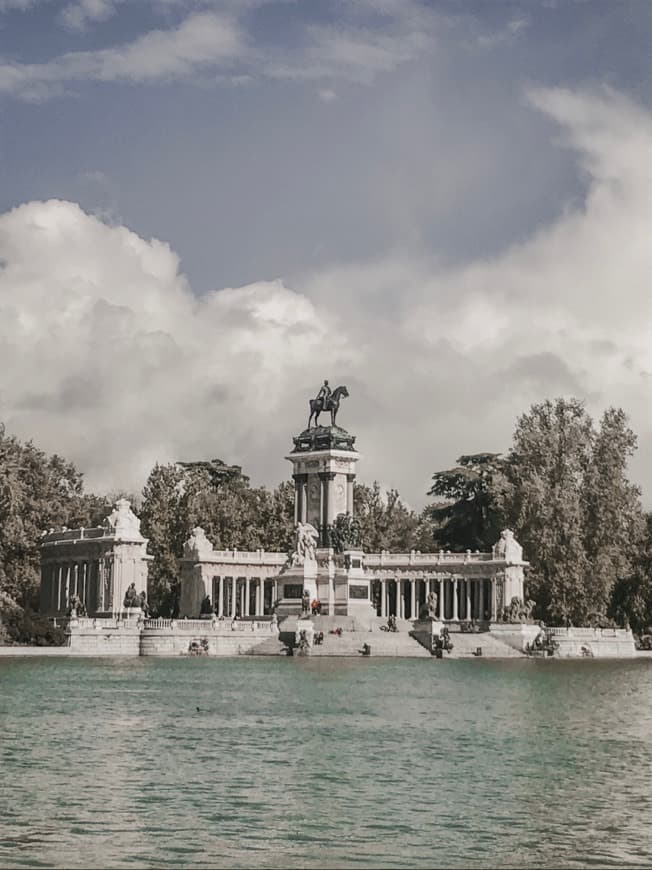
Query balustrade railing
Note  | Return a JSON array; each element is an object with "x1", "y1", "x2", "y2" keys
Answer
[
  {"x1": 364, "y1": 551, "x2": 494, "y2": 567},
  {"x1": 142, "y1": 618, "x2": 276, "y2": 633},
  {"x1": 202, "y1": 549, "x2": 287, "y2": 564}
]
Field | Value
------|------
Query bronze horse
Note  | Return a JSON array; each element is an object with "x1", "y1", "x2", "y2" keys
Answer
[{"x1": 308, "y1": 385, "x2": 349, "y2": 428}]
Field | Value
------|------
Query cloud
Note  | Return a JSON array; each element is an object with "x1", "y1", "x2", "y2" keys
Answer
[
  {"x1": 3, "y1": 86, "x2": 652, "y2": 506},
  {"x1": 60, "y1": 0, "x2": 116, "y2": 31},
  {"x1": 0, "y1": 1, "x2": 437, "y2": 100},
  {"x1": 0, "y1": 11, "x2": 243, "y2": 99}
]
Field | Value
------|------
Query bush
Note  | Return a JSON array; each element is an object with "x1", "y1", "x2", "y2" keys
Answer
[{"x1": 2, "y1": 608, "x2": 66, "y2": 646}]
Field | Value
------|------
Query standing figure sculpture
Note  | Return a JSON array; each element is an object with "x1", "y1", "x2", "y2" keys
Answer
[{"x1": 308, "y1": 382, "x2": 350, "y2": 428}]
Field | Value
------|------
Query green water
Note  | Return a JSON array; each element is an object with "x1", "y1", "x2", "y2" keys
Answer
[{"x1": 1, "y1": 657, "x2": 652, "y2": 869}]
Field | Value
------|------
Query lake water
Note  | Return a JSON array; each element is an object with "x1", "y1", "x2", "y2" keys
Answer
[{"x1": 2, "y1": 656, "x2": 652, "y2": 869}]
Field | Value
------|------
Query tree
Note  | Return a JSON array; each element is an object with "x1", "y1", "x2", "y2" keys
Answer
[
  {"x1": 504, "y1": 398, "x2": 644, "y2": 625},
  {"x1": 139, "y1": 463, "x2": 186, "y2": 616},
  {"x1": 0, "y1": 423, "x2": 111, "y2": 637},
  {"x1": 353, "y1": 482, "x2": 433, "y2": 552},
  {"x1": 140, "y1": 461, "x2": 296, "y2": 615},
  {"x1": 428, "y1": 453, "x2": 507, "y2": 551}
]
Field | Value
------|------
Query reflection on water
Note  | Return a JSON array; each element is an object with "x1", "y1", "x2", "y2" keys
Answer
[{"x1": 1, "y1": 656, "x2": 652, "y2": 868}]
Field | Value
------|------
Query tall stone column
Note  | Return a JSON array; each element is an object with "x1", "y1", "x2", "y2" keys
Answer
[
  {"x1": 490, "y1": 578, "x2": 497, "y2": 622},
  {"x1": 293, "y1": 475, "x2": 301, "y2": 525},
  {"x1": 231, "y1": 579, "x2": 237, "y2": 618},
  {"x1": 64, "y1": 564, "x2": 71, "y2": 610},
  {"x1": 301, "y1": 479, "x2": 308, "y2": 523},
  {"x1": 219, "y1": 577, "x2": 224, "y2": 617},
  {"x1": 479, "y1": 580, "x2": 485, "y2": 621},
  {"x1": 410, "y1": 580, "x2": 416, "y2": 620},
  {"x1": 245, "y1": 578, "x2": 251, "y2": 617},
  {"x1": 453, "y1": 578, "x2": 459, "y2": 621},
  {"x1": 319, "y1": 473, "x2": 327, "y2": 544},
  {"x1": 466, "y1": 581, "x2": 471, "y2": 621},
  {"x1": 293, "y1": 474, "x2": 308, "y2": 525},
  {"x1": 346, "y1": 474, "x2": 355, "y2": 516},
  {"x1": 326, "y1": 472, "x2": 336, "y2": 527},
  {"x1": 438, "y1": 578, "x2": 443, "y2": 619},
  {"x1": 381, "y1": 579, "x2": 387, "y2": 618}
]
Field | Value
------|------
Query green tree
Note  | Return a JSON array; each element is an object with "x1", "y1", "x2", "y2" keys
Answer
[
  {"x1": 0, "y1": 423, "x2": 111, "y2": 637},
  {"x1": 428, "y1": 453, "x2": 507, "y2": 551},
  {"x1": 140, "y1": 461, "x2": 296, "y2": 615},
  {"x1": 140, "y1": 463, "x2": 186, "y2": 616},
  {"x1": 354, "y1": 482, "x2": 432, "y2": 552},
  {"x1": 504, "y1": 398, "x2": 644, "y2": 625}
]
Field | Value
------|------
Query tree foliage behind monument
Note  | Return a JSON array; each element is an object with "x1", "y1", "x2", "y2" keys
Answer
[
  {"x1": 0, "y1": 423, "x2": 112, "y2": 639},
  {"x1": 428, "y1": 453, "x2": 507, "y2": 551},
  {"x1": 140, "y1": 461, "x2": 296, "y2": 615},
  {"x1": 504, "y1": 399, "x2": 644, "y2": 625}
]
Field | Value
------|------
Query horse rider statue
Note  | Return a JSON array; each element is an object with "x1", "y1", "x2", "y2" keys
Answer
[{"x1": 307, "y1": 380, "x2": 349, "y2": 428}]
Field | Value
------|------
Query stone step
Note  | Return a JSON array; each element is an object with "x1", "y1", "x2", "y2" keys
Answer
[
  {"x1": 310, "y1": 629, "x2": 431, "y2": 658},
  {"x1": 443, "y1": 631, "x2": 525, "y2": 658}
]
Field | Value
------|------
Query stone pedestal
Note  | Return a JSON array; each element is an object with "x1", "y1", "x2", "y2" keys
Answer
[
  {"x1": 294, "y1": 617, "x2": 315, "y2": 650},
  {"x1": 286, "y1": 425, "x2": 360, "y2": 547}
]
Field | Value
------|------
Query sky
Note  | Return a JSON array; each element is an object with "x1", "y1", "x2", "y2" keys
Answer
[{"x1": 2, "y1": 0, "x2": 652, "y2": 508}]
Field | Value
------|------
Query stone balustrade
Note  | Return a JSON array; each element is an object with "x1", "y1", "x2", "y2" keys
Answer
[
  {"x1": 195, "y1": 549, "x2": 287, "y2": 565},
  {"x1": 364, "y1": 551, "x2": 495, "y2": 567}
]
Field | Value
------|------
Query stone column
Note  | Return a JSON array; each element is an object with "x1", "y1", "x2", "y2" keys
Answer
[
  {"x1": 453, "y1": 577, "x2": 459, "y2": 621},
  {"x1": 479, "y1": 580, "x2": 485, "y2": 621},
  {"x1": 219, "y1": 577, "x2": 224, "y2": 617},
  {"x1": 64, "y1": 564, "x2": 71, "y2": 610},
  {"x1": 397, "y1": 579, "x2": 403, "y2": 618},
  {"x1": 346, "y1": 474, "x2": 355, "y2": 516},
  {"x1": 301, "y1": 480, "x2": 308, "y2": 524},
  {"x1": 259, "y1": 579, "x2": 265, "y2": 615},
  {"x1": 466, "y1": 580, "x2": 471, "y2": 621},
  {"x1": 319, "y1": 473, "x2": 327, "y2": 544},
  {"x1": 326, "y1": 472, "x2": 336, "y2": 527},
  {"x1": 231, "y1": 579, "x2": 237, "y2": 618},
  {"x1": 438, "y1": 578, "x2": 443, "y2": 619},
  {"x1": 490, "y1": 578, "x2": 497, "y2": 622},
  {"x1": 245, "y1": 578, "x2": 251, "y2": 617},
  {"x1": 293, "y1": 475, "x2": 301, "y2": 525},
  {"x1": 381, "y1": 579, "x2": 387, "y2": 618},
  {"x1": 410, "y1": 579, "x2": 416, "y2": 620},
  {"x1": 273, "y1": 579, "x2": 278, "y2": 605}
]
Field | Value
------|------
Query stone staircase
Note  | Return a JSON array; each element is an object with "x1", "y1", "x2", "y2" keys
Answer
[
  {"x1": 444, "y1": 631, "x2": 525, "y2": 659},
  {"x1": 309, "y1": 616, "x2": 431, "y2": 658},
  {"x1": 245, "y1": 634, "x2": 289, "y2": 656}
]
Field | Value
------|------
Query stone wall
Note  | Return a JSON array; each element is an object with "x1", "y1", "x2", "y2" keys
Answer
[
  {"x1": 547, "y1": 627, "x2": 636, "y2": 658},
  {"x1": 66, "y1": 616, "x2": 280, "y2": 657}
]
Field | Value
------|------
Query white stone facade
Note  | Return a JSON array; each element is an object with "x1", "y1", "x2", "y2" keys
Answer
[{"x1": 39, "y1": 500, "x2": 151, "y2": 617}]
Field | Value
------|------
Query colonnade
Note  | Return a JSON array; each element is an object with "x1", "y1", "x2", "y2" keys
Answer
[
  {"x1": 210, "y1": 576, "x2": 277, "y2": 618},
  {"x1": 40, "y1": 558, "x2": 110, "y2": 614},
  {"x1": 373, "y1": 576, "x2": 497, "y2": 622}
]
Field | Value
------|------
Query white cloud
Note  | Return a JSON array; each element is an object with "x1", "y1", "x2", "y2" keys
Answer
[
  {"x1": 0, "y1": 11, "x2": 243, "y2": 99},
  {"x1": 0, "y1": 1, "x2": 438, "y2": 100},
  {"x1": 3, "y1": 86, "x2": 652, "y2": 505},
  {"x1": 60, "y1": 0, "x2": 116, "y2": 31}
]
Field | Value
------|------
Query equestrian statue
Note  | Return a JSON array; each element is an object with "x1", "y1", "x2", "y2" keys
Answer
[{"x1": 308, "y1": 380, "x2": 350, "y2": 428}]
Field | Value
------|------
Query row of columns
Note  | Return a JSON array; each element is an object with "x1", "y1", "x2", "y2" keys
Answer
[
  {"x1": 211, "y1": 576, "x2": 277, "y2": 618},
  {"x1": 41, "y1": 558, "x2": 110, "y2": 614},
  {"x1": 375, "y1": 576, "x2": 497, "y2": 622}
]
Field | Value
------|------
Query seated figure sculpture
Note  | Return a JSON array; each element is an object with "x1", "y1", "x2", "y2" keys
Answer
[{"x1": 123, "y1": 582, "x2": 140, "y2": 609}]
